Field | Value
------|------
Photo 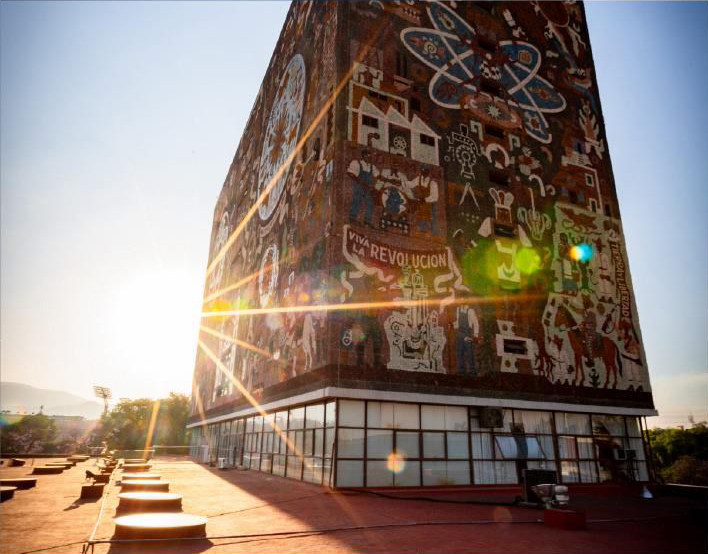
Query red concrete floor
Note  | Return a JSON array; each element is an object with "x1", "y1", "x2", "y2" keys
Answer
[{"x1": 1, "y1": 456, "x2": 705, "y2": 554}]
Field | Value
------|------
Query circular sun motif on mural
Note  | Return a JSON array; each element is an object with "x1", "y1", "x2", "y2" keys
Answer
[
  {"x1": 258, "y1": 244, "x2": 279, "y2": 307},
  {"x1": 257, "y1": 54, "x2": 306, "y2": 221}
]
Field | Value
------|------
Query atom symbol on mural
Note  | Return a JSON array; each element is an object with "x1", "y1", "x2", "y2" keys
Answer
[{"x1": 401, "y1": 2, "x2": 566, "y2": 143}]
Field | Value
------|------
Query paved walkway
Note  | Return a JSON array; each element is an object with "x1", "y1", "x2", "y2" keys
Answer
[{"x1": 1, "y1": 457, "x2": 705, "y2": 553}]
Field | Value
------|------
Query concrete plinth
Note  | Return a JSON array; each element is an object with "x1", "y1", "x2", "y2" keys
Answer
[
  {"x1": 0, "y1": 478, "x2": 37, "y2": 490},
  {"x1": 121, "y1": 473, "x2": 160, "y2": 480},
  {"x1": 120, "y1": 479, "x2": 169, "y2": 492},
  {"x1": 32, "y1": 466, "x2": 63, "y2": 475},
  {"x1": 122, "y1": 464, "x2": 151, "y2": 472},
  {"x1": 113, "y1": 513, "x2": 207, "y2": 539},
  {"x1": 0, "y1": 486, "x2": 17, "y2": 502},
  {"x1": 80, "y1": 484, "x2": 105, "y2": 499},
  {"x1": 117, "y1": 492, "x2": 182, "y2": 513}
]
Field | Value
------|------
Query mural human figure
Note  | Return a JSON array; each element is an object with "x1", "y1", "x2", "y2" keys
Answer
[
  {"x1": 302, "y1": 313, "x2": 317, "y2": 371},
  {"x1": 559, "y1": 233, "x2": 578, "y2": 295},
  {"x1": 549, "y1": 334, "x2": 572, "y2": 385},
  {"x1": 349, "y1": 273, "x2": 384, "y2": 370},
  {"x1": 555, "y1": 296, "x2": 623, "y2": 388},
  {"x1": 347, "y1": 149, "x2": 379, "y2": 227},
  {"x1": 353, "y1": 311, "x2": 383, "y2": 370},
  {"x1": 569, "y1": 294, "x2": 599, "y2": 368},
  {"x1": 454, "y1": 304, "x2": 479, "y2": 376},
  {"x1": 578, "y1": 257, "x2": 592, "y2": 292},
  {"x1": 593, "y1": 238, "x2": 614, "y2": 302},
  {"x1": 414, "y1": 166, "x2": 439, "y2": 235},
  {"x1": 618, "y1": 319, "x2": 643, "y2": 391}
]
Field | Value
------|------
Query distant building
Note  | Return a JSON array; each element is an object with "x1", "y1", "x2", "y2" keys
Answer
[{"x1": 189, "y1": 1, "x2": 655, "y2": 489}]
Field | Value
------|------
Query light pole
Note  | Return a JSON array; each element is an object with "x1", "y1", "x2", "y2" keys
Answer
[{"x1": 93, "y1": 386, "x2": 112, "y2": 416}]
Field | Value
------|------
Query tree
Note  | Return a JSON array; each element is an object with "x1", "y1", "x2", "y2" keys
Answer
[
  {"x1": 89, "y1": 393, "x2": 191, "y2": 451},
  {"x1": 646, "y1": 423, "x2": 708, "y2": 485},
  {"x1": 0, "y1": 414, "x2": 57, "y2": 454},
  {"x1": 161, "y1": 393, "x2": 191, "y2": 447}
]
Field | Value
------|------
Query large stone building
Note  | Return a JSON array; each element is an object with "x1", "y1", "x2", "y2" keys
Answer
[{"x1": 188, "y1": 1, "x2": 656, "y2": 489}]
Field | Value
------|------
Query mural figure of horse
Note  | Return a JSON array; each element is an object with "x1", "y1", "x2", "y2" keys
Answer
[{"x1": 554, "y1": 304, "x2": 623, "y2": 388}]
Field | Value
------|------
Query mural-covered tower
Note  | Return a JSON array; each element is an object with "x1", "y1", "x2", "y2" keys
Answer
[{"x1": 190, "y1": 1, "x2": 656, "y2": 489}]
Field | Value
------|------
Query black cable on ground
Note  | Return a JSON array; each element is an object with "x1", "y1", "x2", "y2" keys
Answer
[
  {"x1": 86, "y1": 517, "x2": 544, "y2": 547},
  {"x1": 206, "y1": 491, "x2": 328, "y2": 519},
  {"x1": 25, "y1": 512, "x2": 691, "y2": 553},
  {"x1": 17, "y1": 541, "x2": 88, "y2": 554}
]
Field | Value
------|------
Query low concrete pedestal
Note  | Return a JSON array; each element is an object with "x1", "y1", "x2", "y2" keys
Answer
[
  {"x1": 117, "y1": 492, "x2": 182, "y2": 513},
  {"x1": 68, "y1": 456, "x2": 89, "y2": 462},
  {"x1": 123, "y1": 464, "x2": 151, "y2": 472},
  {"x1": 80, "y1": 483, "x2": 105, "y2": 499},
  {"x1": 121, "y1": 479, "x2": 169, "y2": 492},
  {"x1": 90, "y1": 473, "x2": 111, "y2": 484},
  {"x1": 0, "y1": 478, "x2": 37, "y2": 490},
  {"x1": 32, "y1": 466, "x2": 64, "y2": 475},
  {"x1": 122, "y1": 473, "x2": 160, "y2": 480},
  {"x1": 46, "y1": 462, "x2": 73, "y2": 469},
  {"x1": 113, "y1": 513, "x2": 207, "y2": 539},
  {"x1": 1, "y1": 486, "x2": 18, "y2": 502}
]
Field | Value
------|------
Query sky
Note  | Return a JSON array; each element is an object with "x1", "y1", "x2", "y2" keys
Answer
[{"x1": 1, "y1": 1, "x2": 706, "y2": 428}]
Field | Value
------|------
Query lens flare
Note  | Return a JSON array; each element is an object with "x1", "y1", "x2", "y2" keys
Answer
[
  {"x1": 569, "y1": 242, "x2": 593, "y2": 262},
  {"x1": 203, "y1": 299, "x2": 233, "y2": 322},
  {"x1": 387, "y1": 451, "x2": 406, "y2": 474},
  {"x1": 491, "y1": 506, "x2": 512, "y2": 522},
  {"x1": 515, "y1": 247, "x2": 541, "y2": 274}
]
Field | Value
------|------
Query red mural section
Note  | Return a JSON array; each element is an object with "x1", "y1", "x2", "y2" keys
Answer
[{"x1": 193, "y1": 1, "x2": 653, "y2": 419}]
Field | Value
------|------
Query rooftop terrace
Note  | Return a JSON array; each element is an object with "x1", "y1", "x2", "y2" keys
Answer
[{"x1": 0, "y1": 456, "x2": 705, "y2": 554}]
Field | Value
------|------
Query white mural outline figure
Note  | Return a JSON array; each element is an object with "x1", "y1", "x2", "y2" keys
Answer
[
  {"x1": 258, "y1": 244, "x2": 279, "y2": 307},
  {"x1": 209, "y1": 211, "x2": 230, "y2": 295}
]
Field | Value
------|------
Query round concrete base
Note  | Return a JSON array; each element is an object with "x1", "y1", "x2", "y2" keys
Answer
[
  {"x1": 121, "y1": 473, "x2": 160, "y2": 480},
  {"x1": 122, "y1": 464, "x2": 151, "y2": 472},
  {"x1": 117, "y1": 492, "x2": 182, "y2": 513},
  {"x1": 113, "y1": 513, "x2": 207, "y2": 539},
  {"x1": 120, "y1": 479, "x2": 169, "y2": 492}
]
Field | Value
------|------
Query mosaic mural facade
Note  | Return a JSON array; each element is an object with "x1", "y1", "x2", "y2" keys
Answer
[{"x1": 191, "y1": 1, "x2": 654, "y2": 420}]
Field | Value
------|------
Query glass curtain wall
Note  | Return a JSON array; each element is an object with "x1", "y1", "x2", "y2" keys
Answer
[
  {"x1": 232, "y1": 401, "x2": 336, "y2": 485},
  {"x1": 192, "y1": 399, "x2": 649, "y2": 488},
  {"x1": 334, "y1": 399, "x2": 649, "y2": 488}
]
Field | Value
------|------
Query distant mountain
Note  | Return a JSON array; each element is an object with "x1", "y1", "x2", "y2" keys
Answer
[{"x1": 0, "y1": 382, "x2": 103, "y2": 419}]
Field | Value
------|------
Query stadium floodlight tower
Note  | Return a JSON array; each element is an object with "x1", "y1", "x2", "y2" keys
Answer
[{"x1": 93, "y1": 386, "x2": 112, "y2": 415}]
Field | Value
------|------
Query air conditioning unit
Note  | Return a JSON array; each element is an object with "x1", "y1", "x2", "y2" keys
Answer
[
  {"x1": 614, "y1": 449, "x2": 627, "y2": 461},
  {"x1": 479, "y1": 407, "x2": 504, "y2": 428},
  {"x1": 217, "y1": 457, "x2": 228, "y2": 470}
]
